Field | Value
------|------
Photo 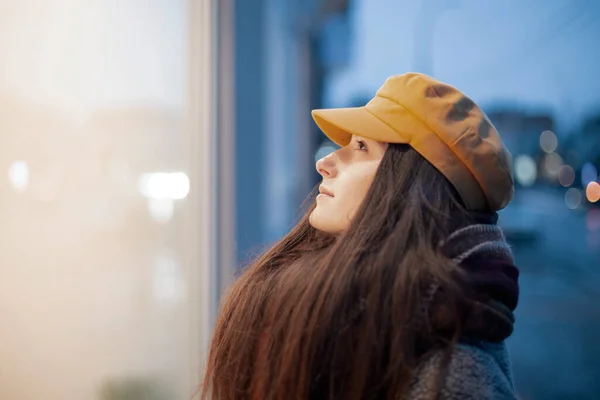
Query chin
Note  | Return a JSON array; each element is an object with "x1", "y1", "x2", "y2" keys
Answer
[
  {"x1": 309, "y1": 208, "x2": 326, "y2": 231},
  {"x1": 309, "y1": 208, "x2": 341, "y2": 235},
  {"x1": 308, "y1": 209, "x2": 320, "y2": 229}
]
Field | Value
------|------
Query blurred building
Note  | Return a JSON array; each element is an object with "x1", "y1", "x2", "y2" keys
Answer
[
  {"x1": 486, "y1": 109, "x2": 555, "y2": 158},
  {"x1": 568, "y1": 113, "x2": 600, "y2": 170}
]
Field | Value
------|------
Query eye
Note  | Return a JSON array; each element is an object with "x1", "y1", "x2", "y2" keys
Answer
[{"x1": 356, "y1": 140, "x2": 368, "y2": 152}]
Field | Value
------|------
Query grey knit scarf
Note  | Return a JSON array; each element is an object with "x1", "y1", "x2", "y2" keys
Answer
[
  {"x1": 442, "y1": 223, "x2": 514, "y2": 265},
  {"x1": 409, "y1": 223, "x2": 519, "y2": 400}
]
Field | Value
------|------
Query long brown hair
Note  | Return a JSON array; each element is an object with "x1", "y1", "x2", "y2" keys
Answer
[{"x1": 201, "y1": 144, "x2": 483, "y2": 400}]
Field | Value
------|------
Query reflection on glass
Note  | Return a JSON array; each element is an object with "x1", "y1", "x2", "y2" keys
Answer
[
  {"x1": 0, "y1": 1, "x2": 201, "y2": 399},
  {"x1": 147, "y1": 197, "x2": 176, "y2": 223},
  {"x1": 138, "y1": 172, "x2": 190, "y2": 200},
  {"x1": 8, "y1": 160, "x2": 29, "y2": 192}
]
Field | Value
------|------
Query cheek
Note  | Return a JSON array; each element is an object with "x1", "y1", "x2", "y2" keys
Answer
[
  {"x1": 320, "y1": 168, "x2": 377, "y2": 228},
  {"x1": 310, "y1": 162, "x2": 380, "y2": 233},
  {"x1": 338, "y1": 169, "x2": 377, "y2": 211}
]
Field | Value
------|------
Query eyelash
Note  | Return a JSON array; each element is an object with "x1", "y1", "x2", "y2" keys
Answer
[{"x1": 356, "y1": 140, "x2": 367, "y2": 151}]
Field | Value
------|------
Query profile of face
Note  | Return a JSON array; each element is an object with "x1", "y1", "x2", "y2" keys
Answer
[{"x1": 309, "y1": 135, "x2": 389, "y2": 234}]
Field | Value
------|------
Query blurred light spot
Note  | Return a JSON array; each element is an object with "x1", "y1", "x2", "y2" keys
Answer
[
  {"x1": 557, "y1": 165, "x2": 575, "y2": 187},
  {"x1": 587, "y1": 208, "x2": 600, "y2": 231},
  {"x1": 586, "y1": 181, "x2": 600, "y2": 203},
  {"x1": 8, "y1": 160, "x2": 29, "y2": 192},
  {"x1": 514, "y1": 155, "x2": 537, "y2": 186},
  {"x1": 154, "y1": 257, "x2": 186, "y2": 303},
  {"x1": 539, "y1": 130, "x2": 558, "y2": 153},
  {"x1": 138, "y1": 172, "x2": 189, "y2": 200},
  {"x1": 542, "y1": 153, "x2": 563, "y2": 177},
  {"x1": 565, "y1": 188, "x2": 582, "y2": 209},
  {"x1": 148, "y1": 198, "x2": 174, "y2": 223},
  {"x1": 314, "y1": 141, "x2": 338, "y2": 163},
  {"x1": 581, "y1": 163, "x2": 598, "y2": 187}
]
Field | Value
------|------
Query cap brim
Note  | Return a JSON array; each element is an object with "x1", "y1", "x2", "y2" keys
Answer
[{"x1": 311, "y1": 106, "x2": 406, "y2": 147}]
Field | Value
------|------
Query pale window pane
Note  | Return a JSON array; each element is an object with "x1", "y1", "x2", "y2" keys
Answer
[{"x1": 0, "y1": 1, "x2": 212, "y2": 399}]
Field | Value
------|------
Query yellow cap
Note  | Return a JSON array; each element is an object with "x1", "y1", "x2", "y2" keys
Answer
[{"x1": 311, "y1": 72, "x2": 514, "y2": 211}]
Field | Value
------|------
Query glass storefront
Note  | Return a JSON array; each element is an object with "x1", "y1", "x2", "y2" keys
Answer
[{"x1": 0, "y1": 1, "x2": 220, "y2": 399}]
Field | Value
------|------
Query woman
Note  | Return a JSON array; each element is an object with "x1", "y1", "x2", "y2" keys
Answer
[{"x1": 202, "y1": 73, "x2": 519, "y2": 399}]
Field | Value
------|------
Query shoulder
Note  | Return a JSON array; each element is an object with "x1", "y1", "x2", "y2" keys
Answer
[{"x1": 410, "y1": 340, "x2": 518, "y2": 400}]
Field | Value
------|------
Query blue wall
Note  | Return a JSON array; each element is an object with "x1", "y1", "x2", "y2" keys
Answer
[{"x1": 234, "y1": 0, "x2": 267, "y2": 265}]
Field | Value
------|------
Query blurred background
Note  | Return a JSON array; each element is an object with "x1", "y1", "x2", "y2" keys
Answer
[{"x1": 0, "y1": 0, "x2": 599, "y2": 399}]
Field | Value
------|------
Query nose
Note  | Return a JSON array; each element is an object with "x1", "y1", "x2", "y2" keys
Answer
[{"x1": 316, "y1": 151, "x2": 337, "y2": 178}]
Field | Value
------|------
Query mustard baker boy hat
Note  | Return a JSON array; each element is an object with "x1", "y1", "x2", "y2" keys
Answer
[{"x1": 311, "y1": 72, "x2": 514, "y2": 211}]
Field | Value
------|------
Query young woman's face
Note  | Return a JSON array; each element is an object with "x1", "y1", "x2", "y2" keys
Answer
[{"x1": 310, "y1": 135, "x2": 388, "y2": 234}]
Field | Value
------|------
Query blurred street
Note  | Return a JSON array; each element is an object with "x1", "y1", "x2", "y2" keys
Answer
[{"x1": 501, "y1": 188, "x2": 600, "y2": 399}]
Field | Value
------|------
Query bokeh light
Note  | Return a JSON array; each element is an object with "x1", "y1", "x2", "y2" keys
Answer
[
  {"x1": 565, "y1": 188, "x2": 582, "y2": 209},
  {"x1": 586, "y1": 181, "x2": 600, "y2": 203},
  {"x1": 542, "y1": 153, "x2": 563, "y2": 177},
  {"x1": 581, "y1": 162, "x2": 598, "y2": 187},
  {"x1": 557, "y1": 165, "x2": 575, "y2": 187},
  {"x1": 514, "y1": 155, "x2": 537, "y2": 186},
  {"x1": 8, "y1": 160, "x2": 29, "y2": 193},
  {"x1": 147, "y1": 198, "x2": 175, "y2": 223},
  {"x1": 138, "y1": 172, "x2": 190, "y2": 200},
  {"x1": 539, "y1": 130, "x2": 558, "y2": 153}
]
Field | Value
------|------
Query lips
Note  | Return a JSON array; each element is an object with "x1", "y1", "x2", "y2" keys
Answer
[{"x1": 318, "y1": 185, "x2": 334, "y2": 197}]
